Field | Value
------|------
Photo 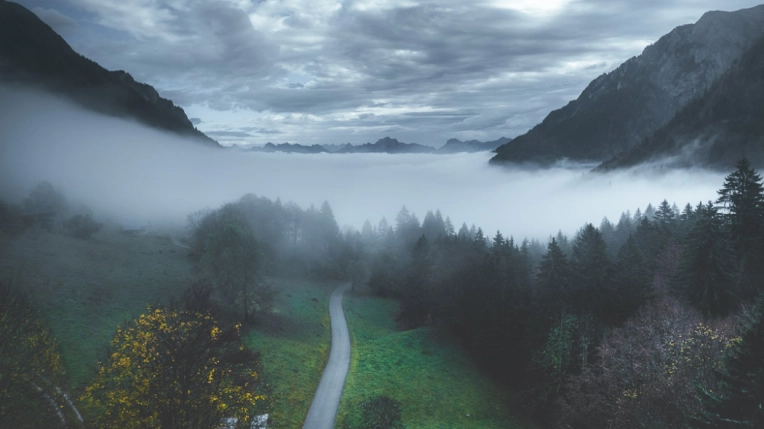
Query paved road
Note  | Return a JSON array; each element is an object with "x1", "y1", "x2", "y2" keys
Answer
[{"x1": 302, "y1": 284, "x2": 351, "y2": 429}]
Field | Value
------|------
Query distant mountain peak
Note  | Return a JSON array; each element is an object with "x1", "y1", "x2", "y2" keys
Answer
[{"x1": 336, "y1": 137, "x2": 434, "y2": 154}]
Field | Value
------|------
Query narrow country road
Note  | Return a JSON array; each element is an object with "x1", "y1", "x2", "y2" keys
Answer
[{"x1": 302, "y1": 283, "x2": 351, "y2": 429}]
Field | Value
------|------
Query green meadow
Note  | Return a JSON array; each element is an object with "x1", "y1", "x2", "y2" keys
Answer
[{"x1": 337, "y1": 289, "x2": 534, "y2": 429}]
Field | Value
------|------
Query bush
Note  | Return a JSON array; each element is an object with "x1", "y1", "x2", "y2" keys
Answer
[
  {"x1": 0, "y1": 200, "x2": 25, "y2": 235},
  {"x1": 359, "y1": 396, "x2": 404, "y2": 429},
  {"x1": 65, "y1": 214, "x2": 102, "y2": 239}
]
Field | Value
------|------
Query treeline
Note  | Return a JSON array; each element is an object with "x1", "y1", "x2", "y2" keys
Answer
[{"x1": 346, "y1": 159, "x2": 764, "y2": 428}]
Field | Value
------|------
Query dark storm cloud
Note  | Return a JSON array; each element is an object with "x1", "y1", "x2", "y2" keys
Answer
[{"x1": 13, "y1": 0, "x2": 764, "y2": 146}]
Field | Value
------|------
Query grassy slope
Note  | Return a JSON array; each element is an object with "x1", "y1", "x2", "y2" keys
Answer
[
  {"x1": 337, "y1": 290, "x2": 535, "y2": 429},
  {"x1": 0, "y1": 226, "x2": 194, "y2": 386}
]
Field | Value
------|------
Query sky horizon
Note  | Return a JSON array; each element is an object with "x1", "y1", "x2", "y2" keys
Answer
[{"x1": 14, "y1": 0, "x2": 764, "y2": 147}]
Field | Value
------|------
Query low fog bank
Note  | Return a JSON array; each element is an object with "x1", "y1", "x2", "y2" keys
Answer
[{"x1": 0, "y1": 86, "x2": 726, "y2": 240}]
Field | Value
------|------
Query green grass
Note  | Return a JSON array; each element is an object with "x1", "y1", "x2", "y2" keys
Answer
[
  {"x1": 337, "y1": 290, "x2": 535, "y2": 429},
  {"x1": 0, "y1": 226, "x2": 194, "y2": 387},
  {"x1": 245, "y1": 277, "x2": 339, "y2": 428},
  {"x1": 0, "y1": 225, "x2": 339, "y2": 426}
]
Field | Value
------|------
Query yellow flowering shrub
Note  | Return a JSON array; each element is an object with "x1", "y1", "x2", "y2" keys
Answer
[{"x1": 81, "y1": 306, "x2": 264, "y2": 429}]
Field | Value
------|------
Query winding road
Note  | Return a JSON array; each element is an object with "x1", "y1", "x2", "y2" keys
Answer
[{"x1": 302, "y1": 283, "x2": 351, "y2": 429}]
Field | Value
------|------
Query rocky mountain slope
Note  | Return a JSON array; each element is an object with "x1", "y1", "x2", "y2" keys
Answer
[
  {"x1": 491, "y1": 4, "x2": 764, "y2": 165},
  {"x1": 597, "y1": 33, "x2": 764, "y2": 171},
  {"x1": 436, "y1": 137, "x2": 511, "y2": 154},
  {"x1": 336, "y1": 137, "x2": 435, "y2": 154},
  {"x1": 0, "y1": 0, "x2": 218, "y2": 147}
]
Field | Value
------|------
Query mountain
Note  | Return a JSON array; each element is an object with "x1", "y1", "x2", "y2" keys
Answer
[
  {"x1": 436, "y1": 137, "x2": 512, "y2": 154},
  {"x1": 248, "y1": 142, "x2": 328, "y2": 154},
  {"x1": 336, "y1": 137, "x2": 435, "y2": 154},
  {"x1": 0, "y1": 0, "x2": 218, "y2": 147},
  {"x1": 321, "y1": 143, "x2": 352, "y2": 153},
  {"x1": 491, "y1": 4, "x2": 764, "y2": 165},
  {"x1": 597, "y1": 33, "x2": 764, "y2": 171}
]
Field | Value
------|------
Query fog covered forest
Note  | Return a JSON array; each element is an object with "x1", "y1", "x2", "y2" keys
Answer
[{"x1": 4, "y1": 158, "x2": 764, "y2": 428}]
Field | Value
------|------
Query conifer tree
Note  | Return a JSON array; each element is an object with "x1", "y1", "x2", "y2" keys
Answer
[
  {"x1": 537, "y1": 238, "x2": 571, "y2": 316},
  {"x1": 716, "y1": 157, "x2": 764, "y2": 246},
  {"x1": 655, "y1": 199, "x2": 676, "y2": 228},
  {"x1": 717, "y1": 158, "x2": 764, "y2": 297},
  {"x1": 609, "y1": 235, "x2": 653, "y2": 324},
  {"x1": 672, "y1": 203, "x2": 737, "y2": 317},
  {"x1": 571, "y1": 224, "x2": 612, "y2": 320}
]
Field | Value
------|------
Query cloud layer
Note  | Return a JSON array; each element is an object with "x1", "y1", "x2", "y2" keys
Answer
[
  {"x1": 14, "y1": 0, "x2": 764, "y2": 147},
  {"x1": 0, "y1": 87, "x2": 728, "y2": 240}
]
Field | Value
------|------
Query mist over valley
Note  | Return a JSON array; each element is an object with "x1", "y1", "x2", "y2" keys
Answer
[{"x1": 0, "y1": 86, "x2": 725, "y2": 241}]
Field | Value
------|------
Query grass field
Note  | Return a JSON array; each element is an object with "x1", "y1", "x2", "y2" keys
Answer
[
  {"x1": 245, "y1": 277, "x2": 339, "y2": 428},
  {"x1": 337, "y1": 289, "x2": 535, "y2": 429},
  {"x1": 0, "y1": 225, "x2": 194, "y2": 387}
]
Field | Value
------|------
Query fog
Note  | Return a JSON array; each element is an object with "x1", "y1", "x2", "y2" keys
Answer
[{"x1": 0, "y1": 86, "x2": 727, "y2": 240}]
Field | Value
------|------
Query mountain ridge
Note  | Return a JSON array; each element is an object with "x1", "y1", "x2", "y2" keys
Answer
[
  {"x1": 490, "y1": 4, "x2": 764, "y2": 165},
  {"x1": 0, "y1": 0, "x2": 218, "y2": 147},
  {"x1": 596, "y1": 32, "x2": 764, "y2": 171}
]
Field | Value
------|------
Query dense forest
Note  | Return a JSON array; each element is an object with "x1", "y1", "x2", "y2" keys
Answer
[{"x1": 3, "y1": 159, "x2": 764, "y2": 428}]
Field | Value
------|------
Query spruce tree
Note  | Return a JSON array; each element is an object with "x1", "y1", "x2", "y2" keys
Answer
[
  {"x1": 537, "y1": 238, "x2": 571, "y2": 317},
  {"x1": 717, "y1": 157, "x2": 764, "y2": 246},
  {"x1": 609, "y1": 235, "x2": 653, "y2": 324},
  {"x1": 717, "y1": 158, "x2": 764, "y2": 298},
  {"x1": 672, "y1": 203, "x2": 737, "y2": 317},
  {"x1": 571, "y1": 224, "x2": 613, "y2": 320}
]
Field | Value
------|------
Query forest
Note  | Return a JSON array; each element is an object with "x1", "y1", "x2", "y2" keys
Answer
[{"x1": 2, "y1": 158, "x2": 764, "y2": 429}]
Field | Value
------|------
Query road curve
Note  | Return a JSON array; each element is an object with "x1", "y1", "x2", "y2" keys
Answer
[{"x1": 302, "y1": 283, "x2": 351, "y2": 429}]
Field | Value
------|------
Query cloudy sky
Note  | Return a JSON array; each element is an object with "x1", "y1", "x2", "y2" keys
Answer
[{"x1": 15, "y1": 0, "x2": 764, "y2": 147}]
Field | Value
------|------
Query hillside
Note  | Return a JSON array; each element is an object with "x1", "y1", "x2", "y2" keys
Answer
[
  {"x1": 597, "y1": 33, "x2": 764, "y2": 171},
  {"x1": 491, "y1": 4, "x2": 764, "y2": 165},
  {"x1": 0, "y1": 1, "x2": 218, "y2": 147}
]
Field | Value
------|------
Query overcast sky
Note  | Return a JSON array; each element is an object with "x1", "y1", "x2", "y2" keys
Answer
[{"x1": 15, "y1": 0, "x2": 764, "y2": 147}]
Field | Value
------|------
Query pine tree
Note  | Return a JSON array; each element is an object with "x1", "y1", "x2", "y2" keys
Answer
[
  {"x1": 609, "y1": 235, "x2": 653, "y2": 324},
  {"x1": 716, "y1": 157, "x2": 764, "y2": 246},
  {"x1": 444, "y1": 216, "x2": 455, "y2": 236},
  {"x1": 717, "y1": 158, "x2": 764, "y2": 297},
  {"x1": 655, "y1": 199, "x2": 676, "y2": 228},
  {"x1": 672, "y1": 203, "x2": 738, "y2": 317},
  {"x1": 571, "y1": 224, "x2": 613, "y2": 320},
  {"x1": 644, "y1": 203, "x2": 656, "y2": 220},
  {"x1": 537, "y1": 238, "x2": 571, "y2": 317}
]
